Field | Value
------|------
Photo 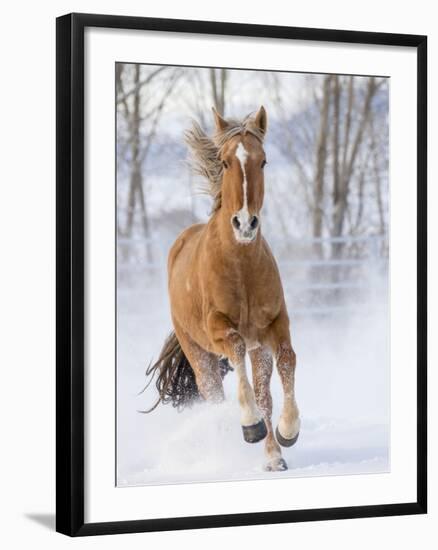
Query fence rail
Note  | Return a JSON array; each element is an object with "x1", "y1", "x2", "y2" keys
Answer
[{"x1": 117, "y1": 234, "x2": 388, "y2": 317}]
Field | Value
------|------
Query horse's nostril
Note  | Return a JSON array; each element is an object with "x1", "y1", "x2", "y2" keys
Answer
[
  {"x1": 250, "y1": 216, "x2": 259, "y2": 230},
  {"x1": 232, "y1": 215, "x2": 241, "y2": 229}
]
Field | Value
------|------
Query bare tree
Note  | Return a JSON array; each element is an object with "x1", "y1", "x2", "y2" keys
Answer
[
  {"x1": 117, "y1": 64, "x2": 182, "y2": 261},
  {"x1": 313, "y1": 75, "x2": 332, "y2": 257},
  {"x1": 270, "y1": 73, "x2": 386, "y2": 257},
  {"x1": 369, "y1": 112, "x2": 386, "y2": 236},
  {"x1": 210, "y1": 68, "x2": 228, "y2": 115},
  {"x1": 331, "y1": 77, "x2": 378, "y2": 257}
]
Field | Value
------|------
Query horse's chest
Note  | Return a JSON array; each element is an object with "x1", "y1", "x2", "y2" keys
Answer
[
  {"x1": 207, "y1": 258, "x2": 282, "y2": 333},
  {"x1": 222, "y1": 285, "x2": 278, "y2": 332}
]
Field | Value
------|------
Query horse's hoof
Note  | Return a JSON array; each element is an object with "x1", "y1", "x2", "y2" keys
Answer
[
  {"x1": 264, "y1": 457, "x2": 288, "y2": 472},
  {"x1": 276, "y1": 426, "x2": 299, "y2": 448},
  {"x1": 242, "y1": 419, "x2": 267, "y2": 443}
]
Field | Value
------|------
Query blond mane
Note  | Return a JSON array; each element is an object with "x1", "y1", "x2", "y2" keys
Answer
[{"x1": 184, "y1": 114, "x2": 265, "y2": 212}]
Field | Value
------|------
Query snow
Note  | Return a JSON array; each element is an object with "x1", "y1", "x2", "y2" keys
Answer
[{"x1": 116, "y1": 274, "x2": 389, "y2": 487}]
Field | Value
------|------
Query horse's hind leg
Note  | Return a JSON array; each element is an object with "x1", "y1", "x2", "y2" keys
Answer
[
  {"x1": 173, "y1": 318, "x2": 224, "y2": 403},
  {"x1": 206, "y1": 311, "x2": 267, "y2": 443},
  {"x1": 249, "y1": 346, "x2": 287, "y2": 471}
]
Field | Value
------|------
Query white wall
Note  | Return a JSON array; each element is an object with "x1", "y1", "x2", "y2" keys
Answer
[{"x1": 0, "y1": 0, "x2": 435, "y2": 547}]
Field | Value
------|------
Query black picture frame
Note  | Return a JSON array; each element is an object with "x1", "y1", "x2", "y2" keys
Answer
[{"x1": 56, "y1": 12, "x2": 427, "y2": 537}]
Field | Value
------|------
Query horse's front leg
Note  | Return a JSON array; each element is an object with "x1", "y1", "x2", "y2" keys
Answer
[
  {"x1": 249, "y1": 346, "x2": 287, "y2": 471},
  {"x1": 268, "y1": 310, "x2": 300, "y2": 447},
  {"x1": 207, "y1": 311, "x2": 267, "y2": 443}
]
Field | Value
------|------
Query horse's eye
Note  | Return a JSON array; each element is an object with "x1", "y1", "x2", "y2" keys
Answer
[
  {"x1": 222, "y1": 160, "x2": 229, "y2": 169},
  {"x1": 261, "y1": 159, "x2": 267, "y2": 168}
]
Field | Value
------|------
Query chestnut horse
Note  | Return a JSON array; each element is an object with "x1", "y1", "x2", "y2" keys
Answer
[{"x1": 145, "y1": 107, "x2": 300, "y2": 471}]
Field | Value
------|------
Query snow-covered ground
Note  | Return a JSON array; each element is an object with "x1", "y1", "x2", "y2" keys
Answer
[{"x1": 116, "y1": 269, "x2": 390, "y2": 487}]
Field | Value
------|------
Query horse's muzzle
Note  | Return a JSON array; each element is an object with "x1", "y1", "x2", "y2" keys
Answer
[{"x1": 231, "y1": 214, "x2": 259, "y2": 244}]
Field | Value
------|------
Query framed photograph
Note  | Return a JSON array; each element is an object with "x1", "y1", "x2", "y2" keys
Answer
[{"x1": 56, "y1": 13, "x2": 427, "y2": 536}]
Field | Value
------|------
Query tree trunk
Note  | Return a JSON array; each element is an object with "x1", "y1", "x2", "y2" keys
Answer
[
  {"x1": 125, "y1": 64, "x2": 141, "y2": 239},
  {"x1": 369, "y1": 113, "x2": 386, "y2": 236},
  {"x1": 313, "y1": 75, "x2": 332, "y2": 259},
  {"x1": 210, "y1": 68, "x2": 227, "y2": 115},
  {"x1": 124, "y1": 65, "x2": 153, "y2": 263},
  {"x1": 332, "y1": 75, "x2": 340, "y2": 209}
]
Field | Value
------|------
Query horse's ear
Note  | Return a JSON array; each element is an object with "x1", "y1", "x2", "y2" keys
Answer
[
  {"x1": 212, "y1": 107, "x2": 229, "y2": 132},
  {"x1": 254, "y1": 106, "x2": 268, "y2": 136}
]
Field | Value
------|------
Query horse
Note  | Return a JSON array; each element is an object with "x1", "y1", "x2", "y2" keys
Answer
[{"x1": 144, "y1": 106, "x2": 300, "y2": 472}]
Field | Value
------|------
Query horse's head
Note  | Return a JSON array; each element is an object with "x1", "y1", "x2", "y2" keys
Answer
[{"x1": 213, "y1": 107, "x2": 267, "y2": 244}]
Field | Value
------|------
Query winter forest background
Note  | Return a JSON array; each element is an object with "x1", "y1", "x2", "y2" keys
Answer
[{"x1": 116, "y1": 64, "x2": 390, "y2": 486}]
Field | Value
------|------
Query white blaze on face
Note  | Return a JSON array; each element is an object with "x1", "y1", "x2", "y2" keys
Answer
[{"x1": 235, "y1": 142, "x2": 250, "y2": 226}]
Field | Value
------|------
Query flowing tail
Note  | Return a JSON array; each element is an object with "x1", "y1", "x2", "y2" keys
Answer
[{"x1": 140, "y1": 331, "x2": 232, "y2": 413}]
